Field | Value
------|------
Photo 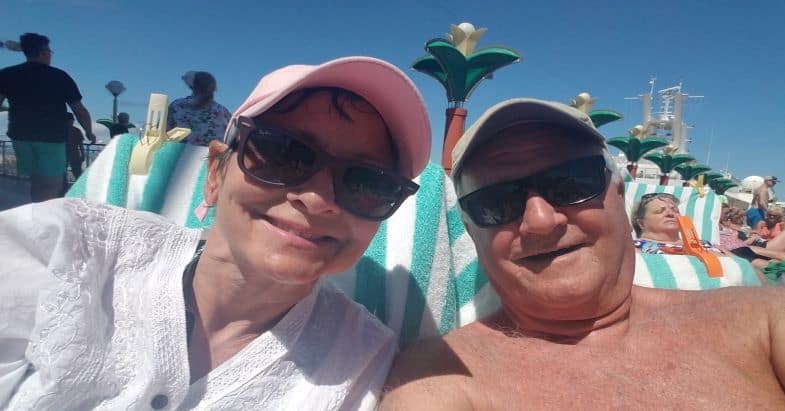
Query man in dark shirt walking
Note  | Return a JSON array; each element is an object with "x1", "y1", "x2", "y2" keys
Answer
[{"x1": 0, "y1": 33, "x2": 97, "y2": 202}]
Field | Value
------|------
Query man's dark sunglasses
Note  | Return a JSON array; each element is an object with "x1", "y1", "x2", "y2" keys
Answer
[
  {"x1": 232, "y1": 121, "x2": 419, "y2": 221},
  {"x1": 459, "y1": 155, "x2": 608, "y2": 227}
]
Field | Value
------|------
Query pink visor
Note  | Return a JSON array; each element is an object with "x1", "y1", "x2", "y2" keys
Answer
[{"x1": 225, "y1": 56, "x2": 431, "y2": 179}]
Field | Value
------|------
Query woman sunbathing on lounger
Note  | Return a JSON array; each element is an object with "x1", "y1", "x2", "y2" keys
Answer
[
  {"x1": 0, "y1": 56, "x2": 430, "y2": 410},
  {"x1": 632, "y1": 193, "x2": 785, "y2": 283},
  {"x1": 631, "y1": 192, "x2": 724, "y2": 255}
]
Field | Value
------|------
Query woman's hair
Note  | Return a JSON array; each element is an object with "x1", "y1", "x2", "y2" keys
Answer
[
  {"x1": 208, "y1": 86, "x2": 397, "y2": 174},
  {"x1": 631, "y1": 192, "x2": 680, "y2": 237},
  {"x1": 191, "y1": 71, "x2": 216, "y2": 95}
]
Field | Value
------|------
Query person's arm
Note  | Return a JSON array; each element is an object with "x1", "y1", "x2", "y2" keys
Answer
[
  {"x1": 68, "y1": 100, "x2": 96, "y2": 144},
  {"x1": 76, "y1": 128, "x2": 86, "y2": 160},
  {"x1": 0, "y1": 93, "x2": 5, "y2": 108}
]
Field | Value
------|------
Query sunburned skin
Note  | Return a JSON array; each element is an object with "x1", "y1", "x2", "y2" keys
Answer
[
  {"x1": 380, "y1": 119, "x2": 785, "y2": 411},
  {"x1": 383, "y1": 286, "x2": 785, "y2": 410}
]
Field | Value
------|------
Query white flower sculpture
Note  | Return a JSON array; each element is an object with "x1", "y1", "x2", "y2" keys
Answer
[
  {"x1": 445, "y1": 22, "x2": 487, "y2": 56},
  {"x1": 570, "y1": 92, "x2": 598, "y2": 114}
]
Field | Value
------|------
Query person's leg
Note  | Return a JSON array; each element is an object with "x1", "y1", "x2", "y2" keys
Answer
[
  {"x1": 29, "y1": 142, "x2": 67, "y2": 202},
  {"x1": 11, "y1": 140, "x2": 35, "y2": 201}
]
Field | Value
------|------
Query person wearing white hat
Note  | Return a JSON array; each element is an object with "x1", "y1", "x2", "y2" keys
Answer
[
  {"x1": 381, "y1": 98, "x2": 785, "y2": 410},
  {"x1": 0, "y1": 56, "x2": 431, "y2": 410}
]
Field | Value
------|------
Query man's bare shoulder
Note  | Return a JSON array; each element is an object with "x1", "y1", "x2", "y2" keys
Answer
[
  {"x1": 632, "y1": 285, "x2": 785, "y2": 327},
  {"x1": 380, "y1": 324, "x2": 488, "y2": 410}
]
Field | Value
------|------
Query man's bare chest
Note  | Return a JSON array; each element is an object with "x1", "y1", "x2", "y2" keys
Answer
[{"x1": 457, "y1": 339, "x2": 785, "y2": 410}]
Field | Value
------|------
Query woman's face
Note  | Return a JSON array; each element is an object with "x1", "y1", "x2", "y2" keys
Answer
[
  {"x1": 639, "y1": 197, "x2": 681, "y2": 240},
  {"x1": 205, "y1": 91, "x2": 395, "y2": 286},
  {"x1": 731, "y1": 211, "x2": 745, "y2": 226}
]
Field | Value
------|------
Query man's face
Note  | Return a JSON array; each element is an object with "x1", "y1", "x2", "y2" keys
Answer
[
  {"x1": 39, "y1": 46, "x2": 52, "y2": 65},
  {"x1": 457, "y1": 126, "x2": 635, "y2": 321}
]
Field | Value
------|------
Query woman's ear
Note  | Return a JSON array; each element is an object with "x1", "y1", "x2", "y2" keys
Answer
[{"x1": 204, "y1": 140, "x2": 229, "y2": 205}]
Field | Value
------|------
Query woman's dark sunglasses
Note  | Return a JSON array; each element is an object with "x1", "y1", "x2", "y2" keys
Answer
[
  {"x1": 232, "y1": 120, "x2": 419, "y2": 221},
  {"x1": 458, "y1": 155, "x2": 608, "y2": 227}
]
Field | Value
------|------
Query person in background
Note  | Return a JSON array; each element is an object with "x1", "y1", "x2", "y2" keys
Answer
[
  {"x1": 720, "y1": 205, "x2": 785, "y2": 269},
  {"x1": 109, "y1": 112, "x2": 131, "y2": 137},
  {"x1": 64, "y1": 112, "x2": 85, "y2": 180},
  {"x1": 0, "y1": 32, "x2": 96, "y2": 201},
  {"x1": 167, "y1": 71, "x2": 232, "y2": 146},
  {"x1": 747, "y1": 176, "x2": 778, "y2": 228},
  {"x1": 760, "y1": 206, "x2": 783, "y2": 239}
]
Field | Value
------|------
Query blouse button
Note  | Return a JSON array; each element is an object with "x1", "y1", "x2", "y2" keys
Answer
[{"x1": 151, "y1": 394, "x2": 169, "y2": 409}]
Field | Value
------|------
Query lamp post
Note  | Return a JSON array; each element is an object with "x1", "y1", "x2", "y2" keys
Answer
[
  {"x1": 105, "y1": 80, "x2": 126, "y2": 122},
  {"x1": 0, "y1": 40, "x2": 22, "y2": 52}
]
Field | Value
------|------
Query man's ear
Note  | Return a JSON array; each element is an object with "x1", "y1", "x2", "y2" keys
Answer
[
  {"x1": 204, "y1": 140, "x2": 229, "y2": 205},
  {"x1": 614, "y1": 177, "x2": 626, "y2": 197}
]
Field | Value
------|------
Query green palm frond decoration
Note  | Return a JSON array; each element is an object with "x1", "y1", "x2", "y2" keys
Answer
[
  {"x1": 701, "y1": 171, "x2": 726, "y2": 185},
  {"x1": 708, "y1": 177, "x2": 738, "y2": 194},
  {"x1": 643, "y1": 152, "x2": 695, "y2": 175},
  {"x1": 606, "y1": 136, "x2": 669, "y2": 163},
  {"x1": 413, "y1": 38, "x2": 520, "y2": 104},
  {"x1": 674, "y1": 163, "x2": 712, "y2": 181},
  {"x1": 588, "y1": 110, "x2": 623, "y2": 128}
]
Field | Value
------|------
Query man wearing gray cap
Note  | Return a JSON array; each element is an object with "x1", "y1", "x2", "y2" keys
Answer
[{"x1": 381, "y1": 98, "x2": 785, "y2": 409}]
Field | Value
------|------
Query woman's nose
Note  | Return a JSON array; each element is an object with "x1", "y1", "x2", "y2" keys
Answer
[{"x1": 286, "y1": 167, "x2": 343, "y2": 217}]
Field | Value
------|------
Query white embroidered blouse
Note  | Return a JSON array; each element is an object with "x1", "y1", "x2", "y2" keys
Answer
[{"x1": 0, "y1": 199, "x2": 396, "y2": 410}]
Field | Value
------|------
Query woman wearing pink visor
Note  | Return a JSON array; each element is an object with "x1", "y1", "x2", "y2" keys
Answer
[{"x1": 0, "y1": 57, "x2": 430, "y2": 410}]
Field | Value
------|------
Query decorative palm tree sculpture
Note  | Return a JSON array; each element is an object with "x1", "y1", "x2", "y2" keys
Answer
[
  {"x1": 606, "y1": 125, "x2": 668, "y2": 179},
  {"x1": 674, "y1": 162, "x2": 712, "y2": 187},
  {"x1": 643, "y1": 146, "x2": 695, "y2": 185},
  {"x1": 570, "y1": 92, "x2": 623, "y2": 128},
  {"x1": 413, "y1": 22, "x2": 521, "y2": 173},
  {"x1": 708, "y1": 178, "x2": 738, "y2": 195}
]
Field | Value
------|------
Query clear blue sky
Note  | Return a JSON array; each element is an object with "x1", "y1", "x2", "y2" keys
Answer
[{"x1": 2, "y1": 0, "x2": 784, "y2": 181}]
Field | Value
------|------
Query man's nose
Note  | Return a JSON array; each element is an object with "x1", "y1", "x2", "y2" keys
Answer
[{"x1": 517, "y1": 193, "x2": 568, "y2": 236}]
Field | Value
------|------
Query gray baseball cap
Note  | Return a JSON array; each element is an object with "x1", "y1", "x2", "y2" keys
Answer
[{"x1": 451, "y1": 98, "x2": 606, "y2": 178}]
